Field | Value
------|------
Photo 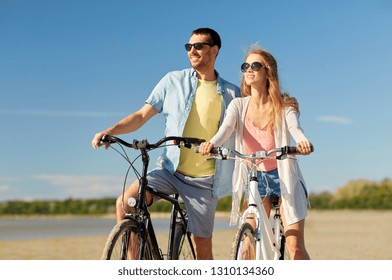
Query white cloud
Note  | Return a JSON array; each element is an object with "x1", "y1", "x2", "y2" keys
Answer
[
  {"x1": 0, "y1": 174, "x2": 137, "y2": 201},
  {"x1": 33, "y1": 174, "x2": 132, "y2": 198},
  {"x1": 0, "y1": 185, "x2": 11, "y2": 192},
  {"x1": 317, "y1": 115, "x2": 353, "y2": 125},
  {"x1": 0, "y1": 177, "x2": 18, "y2": 193},
  {"x1": 0, "y1": 109, "x2": 125, "y2": 118},
  {"x1": 0, "y1": 176, "x2": 19, "y2": 182}
]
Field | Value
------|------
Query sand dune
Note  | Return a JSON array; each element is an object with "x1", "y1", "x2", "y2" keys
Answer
[{"x1": 0, "y1": 210, "x2": 391, "y2": 260}]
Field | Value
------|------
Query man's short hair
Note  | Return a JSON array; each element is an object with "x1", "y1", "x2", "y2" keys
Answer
[{"x1": 192, "y1": 28, "x2": 221, "y2": 49}]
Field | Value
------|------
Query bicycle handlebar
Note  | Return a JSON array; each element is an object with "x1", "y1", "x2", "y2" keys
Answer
[
  {"x1": 195, "y1": 145, "x2": 313, "y2": 160},
  {"x1": 101, "y1": 134, "x2": 205, "y2": 150}
]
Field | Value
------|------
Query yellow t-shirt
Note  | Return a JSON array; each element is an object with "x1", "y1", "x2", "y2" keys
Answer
[{"x1": 177, "y1": 80, "x2": 222, "y2": 177}]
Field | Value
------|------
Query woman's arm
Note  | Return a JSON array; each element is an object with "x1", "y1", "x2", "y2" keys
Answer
[
  {"x1": 198, "y1": 99, "x2": 240, "y2": 155},
  {"x1": 285, "y1": 106, "x2": 313, "y2": 154}
]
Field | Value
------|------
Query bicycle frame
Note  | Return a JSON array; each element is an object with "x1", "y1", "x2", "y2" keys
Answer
[
  {"x1": 199, "y1": 145, "x2": 306, "y2": 260},
  {"x1": 241, "y1": 163, "x2": 283, "y2": 260},
  {"x1": 166, "y1": 193, "x2": 195, "y2": 259},
  {"x1": 101, "y1": 135, "x2": 201, "y2": 260},
  {"x1": 121, "y1": 152, "x2": 192, "y2": 259},
  {"x1": 119, "y1": 191, "x2": 192, "y2": 260},
  {"x1": 151, "y1": 191, "x2": 194, "y2": 259}
]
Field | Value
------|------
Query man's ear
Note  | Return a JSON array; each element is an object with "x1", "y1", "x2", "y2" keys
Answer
[{"x1": 212, "y1": 45, "x2": 219, "y2": 57}]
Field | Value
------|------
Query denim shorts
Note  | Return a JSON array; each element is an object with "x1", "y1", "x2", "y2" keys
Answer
[{"x1": 245, "y1": 168, "x2": 281, "y2": 199}]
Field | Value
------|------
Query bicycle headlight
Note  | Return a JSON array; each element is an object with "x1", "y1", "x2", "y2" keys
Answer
[{"x1": 127, "y1": 197, "x2": 137, "y2": 207}]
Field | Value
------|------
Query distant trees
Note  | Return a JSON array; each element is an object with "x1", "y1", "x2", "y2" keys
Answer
[
  {"x1": 0, "y1": 178, "x2": 391, "y2": 215},
  {"x1": 309, "y1": 178, "x2": 392, "y2": 209},
  {"x1": 0, "y1": 198, "x2": 116, "y2": 215}
]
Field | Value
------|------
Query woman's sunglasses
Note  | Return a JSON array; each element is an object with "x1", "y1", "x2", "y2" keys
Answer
[
  {"x1": 185, "y1": 42, "x2": 215, "y2": 51},
  {"x1": 241, "y1": 62, "x2": 265, "y2": 73}
]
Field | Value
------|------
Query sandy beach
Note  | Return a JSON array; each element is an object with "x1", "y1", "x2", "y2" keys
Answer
[{"x1": 0, "y1": 210, "x2": 391, "y2": 260}]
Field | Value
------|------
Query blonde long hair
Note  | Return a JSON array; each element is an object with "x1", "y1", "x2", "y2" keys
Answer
[{"x1": 240, "y1": 47, "x2": 299, "y2": 131}]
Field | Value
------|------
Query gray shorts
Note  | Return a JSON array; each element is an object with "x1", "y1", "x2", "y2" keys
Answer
[{"x1": 147, "y1": 168, "x2": 218, "y2": 238}]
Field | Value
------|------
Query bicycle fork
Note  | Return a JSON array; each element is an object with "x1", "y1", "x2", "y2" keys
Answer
[
  {"x1": 138, "y1": 219, "x2": 149, "y2": 260},
  {"x1": 274, "y1": 205, "x2": 286, "y2": 259},
  {"x1": 246, "y1": 174, "x2": 282, "y2": 260}
]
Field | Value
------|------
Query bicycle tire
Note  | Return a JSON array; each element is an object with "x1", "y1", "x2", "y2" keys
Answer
[
  {"x1": 101, "y1": 219, "x2": 158, "y2": 260},
  {"x1": 171, "y1": 221, "x2": 196, "y2": 260},
  {"x1": 279, "y1": 234, "x2": 291, "y2": 260},
  {"x1": 231, "y1": 222, "x2": 257, "y2": 260}
]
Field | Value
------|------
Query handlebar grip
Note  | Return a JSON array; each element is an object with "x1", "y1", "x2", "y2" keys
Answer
[
  {"x1": 286, "y1": 146, "x2": 298, "y2": 154},
  {"x1": 101, "y1": 134, "x2": 116, "y2": 143},
  {"x1": 100, "y1": 134, "x2": 136, "y2": 148},
  {"x1": 285, "y1": 145, "x2": 314, "y2": 154},
  {"x1": 186, "y1": 138, "x2": 206, "y2": 145},
  {"x1": 194, "y1": 146, "x2": 219, "y2": 155},
  {"x1": 175, "y1": 137, "x2": 206, "y2": 149}
]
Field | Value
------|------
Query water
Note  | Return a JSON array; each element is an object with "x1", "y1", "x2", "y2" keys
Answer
[{"x1": 0, "y1": 216, "x2": 233, "y2": 241}]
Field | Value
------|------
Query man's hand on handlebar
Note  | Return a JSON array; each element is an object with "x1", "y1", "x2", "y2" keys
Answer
[{"x1": 92, "y1": 131, "x2": 111, "y2": 150}]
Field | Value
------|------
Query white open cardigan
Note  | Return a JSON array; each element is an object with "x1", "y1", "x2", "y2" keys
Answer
[{"x1": 210, "y1": 96, "x2": 310, "y2": 226}]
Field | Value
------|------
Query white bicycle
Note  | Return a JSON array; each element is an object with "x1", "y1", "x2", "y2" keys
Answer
[{"x1": 198, "y1": 145, "x2": 309, "y2": 260}]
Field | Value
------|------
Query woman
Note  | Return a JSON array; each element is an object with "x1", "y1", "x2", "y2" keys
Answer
[{"x1": 198, "y1": 47, "x2": 313, "y2": 260}]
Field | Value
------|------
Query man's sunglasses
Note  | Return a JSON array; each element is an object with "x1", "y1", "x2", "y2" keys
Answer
[
  {"x1": 241, "y1": 62, "x2": 265, "y2": 73},
  {"x1": 185, "y1": 42, "x2": 215, "y2": 51}
]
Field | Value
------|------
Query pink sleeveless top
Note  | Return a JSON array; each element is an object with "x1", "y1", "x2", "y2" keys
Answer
[{"x1": 243, "y1": 118, "x2": 277, "y2": 171}]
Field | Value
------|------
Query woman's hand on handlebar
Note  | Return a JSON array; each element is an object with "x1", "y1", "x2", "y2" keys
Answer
[
  {"x1": 296, "y1": 140, "x2": 313, "y2": 155},
  {"x1": 198, "y1": 141, "x2": 214, "y2": 156}
]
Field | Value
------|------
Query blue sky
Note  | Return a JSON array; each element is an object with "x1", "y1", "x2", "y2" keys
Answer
[{"x1": 1, "y1": 0, "x2": 391, "y2": 202}]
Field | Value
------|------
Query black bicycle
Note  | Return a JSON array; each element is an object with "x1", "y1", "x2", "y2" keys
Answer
[{"x1": 99, "y1": 134, "x2": 204, "y2": 260}]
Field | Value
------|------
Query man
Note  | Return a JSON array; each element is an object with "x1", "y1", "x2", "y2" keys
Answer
[{"x1": 91, "y1": 28, "x2": 240, "y2": 259}]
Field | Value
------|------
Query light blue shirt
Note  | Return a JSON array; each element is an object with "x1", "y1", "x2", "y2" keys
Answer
[{"x1": 146, "y1": 68, "x2": 240, "y2": 197}]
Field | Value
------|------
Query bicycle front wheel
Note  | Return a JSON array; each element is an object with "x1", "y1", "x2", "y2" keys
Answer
[
  {"x1": 231, "y1": 222, "x2": 256, "y2": 260},
  {"x1": 279, "y1": 234, "x2": 291, "y2": 260},
  {"x1": 171, "y1": 222, "x2": 196, "y2": 260},
  {"x1": 101, "y1": 219, "x2": 155, "y2": 260}
]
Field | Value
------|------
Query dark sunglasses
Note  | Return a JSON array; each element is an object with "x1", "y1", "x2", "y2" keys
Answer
[
  {"x1": 185, "y1": 42, "x2": 215, "y2": 51},
  {"x1": 241, "y1": 62, "x2": 265, "y2": 73}
]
